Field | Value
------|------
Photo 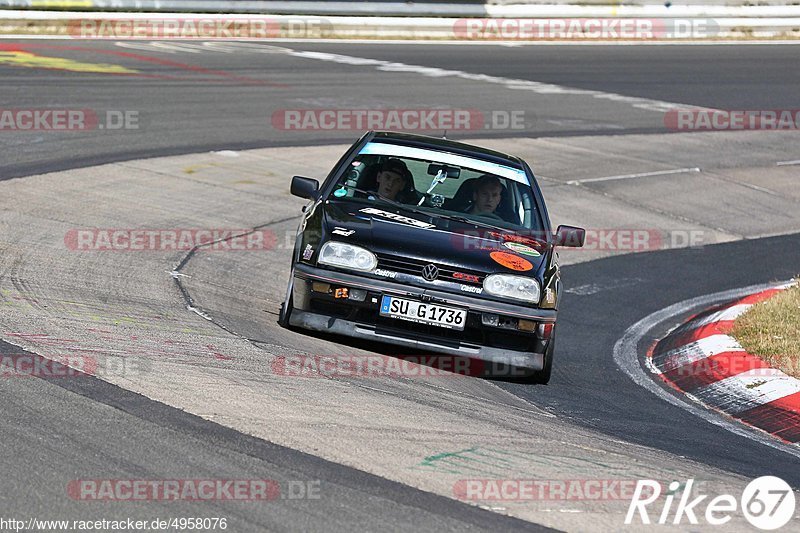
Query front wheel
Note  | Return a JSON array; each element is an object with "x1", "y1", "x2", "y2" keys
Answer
[
  {"x1": 531, "y1": 332, "x2": 556, "y2": 385},
  {"x1": 525, "y1": 329, "x2": 555, "y2": 385}
]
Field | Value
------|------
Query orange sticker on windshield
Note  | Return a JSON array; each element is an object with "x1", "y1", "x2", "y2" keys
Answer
[{"x1": 490, "y1": 251, "x2": 532, "y2": 272}]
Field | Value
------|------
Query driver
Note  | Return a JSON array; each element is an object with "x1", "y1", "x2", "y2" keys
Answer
[
  {"x1": 467, "y1": 175, "x2": 504, "y2": 217},
  {"x1": 373, "y1": 158, "x2": 412, "y2": 201}
]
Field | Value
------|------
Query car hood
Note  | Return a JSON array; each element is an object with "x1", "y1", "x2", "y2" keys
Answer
[{"x1": 322, "y1": 201, "x2": 548, "y2": 276}]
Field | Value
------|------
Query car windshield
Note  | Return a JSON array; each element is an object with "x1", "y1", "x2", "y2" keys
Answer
[{"x1": 330, "y1": 141, "x2": 544, "y2": 232}]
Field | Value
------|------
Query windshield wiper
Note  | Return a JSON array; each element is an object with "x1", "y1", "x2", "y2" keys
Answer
[
  {"x1": 334, "y1": 184, "x2": 434, "y2": 218},
  {"x1": 332, "y1": 184, "x2": 375, "y2": 198},
  {"x1": 334, "y1": 184, "x2": 510, "y2": 231},
  {"x1": 435, "y1": 214, "x2": 508, "y2": 231}
]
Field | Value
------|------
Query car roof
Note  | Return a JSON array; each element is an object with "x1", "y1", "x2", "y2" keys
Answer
[{"x1": 369, "y1": 131, "x2": 526, "y2": 170}]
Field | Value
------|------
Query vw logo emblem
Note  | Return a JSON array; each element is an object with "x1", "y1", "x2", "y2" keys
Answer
[{"x1": 422, "y1": 264, "x2": 439, "y2": 281}]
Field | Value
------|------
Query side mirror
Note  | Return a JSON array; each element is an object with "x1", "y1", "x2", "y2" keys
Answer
[
  {"x1": 554, "y1": 225, "x2": 585, "y2": 248},
  {"x1": 291, "y1": 176, "x2": 319, "y2": 200}
]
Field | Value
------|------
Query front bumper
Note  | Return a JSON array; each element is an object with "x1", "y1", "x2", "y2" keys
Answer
[{"x1": 288, "y1": 263, "x2": 556, "y2": 370}]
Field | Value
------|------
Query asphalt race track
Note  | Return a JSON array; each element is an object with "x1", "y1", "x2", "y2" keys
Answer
[
  {"x1": 2, "y1": 41, "x2": 800, "y2": 179},
  {"x1": 1, "y1": 40, "x2": 799, "y2": 531}
]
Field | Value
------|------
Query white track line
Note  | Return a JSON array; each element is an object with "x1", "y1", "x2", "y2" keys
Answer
[
  {"x1": 777, "y1": 160, "x2": 800, "y2": 166},
  {"x1": 613, "y1": 280, "x2": 800, "y2": 458},
  {"x1": 567, "y1": 167, "x2": 701, "y2": 185},
  {"x1": 284, "y1": 49, "x2": 720, "y2": 114}
]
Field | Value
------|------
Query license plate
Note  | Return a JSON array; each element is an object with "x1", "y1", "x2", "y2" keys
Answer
[{"x1": 379, "y1": 296, "x2": 467, "y2": 330}]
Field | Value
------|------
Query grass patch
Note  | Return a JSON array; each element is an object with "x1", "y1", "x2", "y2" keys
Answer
[{"x1": 731, "y1": 282, "x2": 800, "y2": 378}]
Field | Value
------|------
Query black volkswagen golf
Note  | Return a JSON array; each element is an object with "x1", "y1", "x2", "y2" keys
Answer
[{"x1": 279, "y1": 131, "x2": 584, "y2": 383}]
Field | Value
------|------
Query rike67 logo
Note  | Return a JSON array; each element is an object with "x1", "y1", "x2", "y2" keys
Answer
[{"x1": 626, "y1": 477, "x2": 795, "y2": 530}]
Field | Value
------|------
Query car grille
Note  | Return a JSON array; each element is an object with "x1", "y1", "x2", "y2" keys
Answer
[{"x1": 375, "y1": 253, "x2": 485, "y2": 285}]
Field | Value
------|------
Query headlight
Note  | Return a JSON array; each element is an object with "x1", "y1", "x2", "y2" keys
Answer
[
  {"x1": 318, "y1": 241, "x2": 377, "y2": 272},
  {"x1": 483, "y1": 274, "x2": 540, "y2": 303}
]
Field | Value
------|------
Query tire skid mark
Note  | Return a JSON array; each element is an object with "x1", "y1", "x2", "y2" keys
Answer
[{"x1": 170, "y1": 214, "x2": 299, "y2": 341}]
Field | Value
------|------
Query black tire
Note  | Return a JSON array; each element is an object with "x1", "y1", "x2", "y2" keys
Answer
[
  {"x1": 524, "y1": 329, "x2": 555, "y2": 385},
  {"x1": 530, "y1": 335, "x2": 554, "y2": 384}
]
